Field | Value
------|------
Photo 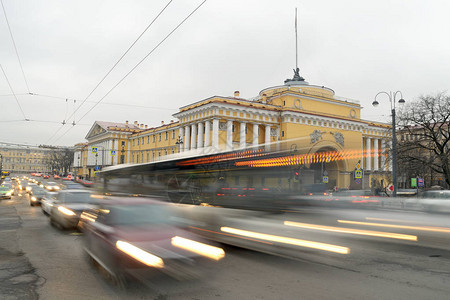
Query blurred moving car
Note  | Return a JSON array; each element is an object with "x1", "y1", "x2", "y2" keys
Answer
[
  {"x1": 0, "y1": 183, "x2": 14, "y2": 199},
  {"x1": 41, "y1": 193, "x2": 58, "y2": 216},
  {"x1": 26, "y1": 182, "x2": 38, "y2": 194},
  {"x1": 60, "y1": 181, "x2": 86, "y2": 190},
  {"x1": 45, "y1": 181, "x2": 60, "y2": 191},
  {"x1": 53, "y1": 175, "x2": 60, "y2": 179},
  {"x1": 50, "y1": 190, "x2": 96, "y2": 229},
  {"x1": 79, "y1": 197, "x2": 225, "y2": 285},
  {"x1": 405, "y1": 190, "x2": 450, "y2": 213},
  {"x1": 62, "y1": 174, "x2": 73, "y2": 181},
  {"x1": 30, "y1": 186, "x2": 49, "y2": 206},
  {"x1": 43, "y1": 174, "x2": 50, "y2": 179}
]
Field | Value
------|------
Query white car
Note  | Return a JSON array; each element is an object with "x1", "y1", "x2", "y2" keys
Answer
[
  {"x1": 41, "y1": 192, "x2": 58, "y2": 216},
  {"x1": 45, "y1": 181, "x2": 60, "y2": 191}
]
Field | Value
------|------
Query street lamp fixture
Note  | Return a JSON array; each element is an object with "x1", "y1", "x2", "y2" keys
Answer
[{"x1": 373, "y1": 91, "x2": 405, "y2": 197}]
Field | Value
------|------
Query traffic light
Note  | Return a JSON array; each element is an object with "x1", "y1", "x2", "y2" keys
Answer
[{"x1": 294, "y1": 170, "x2": 300, "y2": 180}]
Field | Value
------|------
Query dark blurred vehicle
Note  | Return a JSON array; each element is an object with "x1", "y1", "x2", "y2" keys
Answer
[
  {"x1": 50, "y1": 190, "x2": 96, "y2": 229},
  {"x1": 0, "y1": 183, "x2": 14, "y2": 199},
  {"x1": 41, "y1": 192, "x2": 58, "y2": 216},
  {"x1": 45, "y1": 181, "x2": 60, "y2": 191},
  {"x1": 30, "y1": 186, "x2": 49, "y2": 206},
  {"x1": 407, "y1": 190, "x2": 450, "y2": 213},
  {"x1": 25, "y1": 182, "x2": 38, "y2": 194},
  {"x1": 61, "y1": 181, "x2": 86, "y2": 190},
  {"x1": 79, "y1": 197, "x2": 225, "y2": 285}
]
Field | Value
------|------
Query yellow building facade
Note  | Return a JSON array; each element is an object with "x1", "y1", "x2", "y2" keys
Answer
[{"x1": 77, "y1": 73, "x2": 391, "y2": 190}]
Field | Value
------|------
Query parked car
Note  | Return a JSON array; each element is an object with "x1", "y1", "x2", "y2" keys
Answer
[
  {"x1": 79, "y1": 197, "x2": 225, "y2": 286},
  {"x1": 49, "y1": 190, "x2": 96, "y2": 229}
]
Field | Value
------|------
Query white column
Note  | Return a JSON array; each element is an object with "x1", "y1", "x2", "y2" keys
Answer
[
  {"x1": 114, "y1": 139, "x2": 119, "y2": 165},
  {"x1": 276, "y1": 126, "x2": 281, "y2": 151},
  {"x1": 184, "y1": 125, "x2": 190, "y2": 151},
  {"x1": 212, "y1": 119, "x2": 219, "y2": 150},
  {"x1": 179, "y1": 127, "x2": 185, "y2": 152},
  {"x1": 373, "y1": 138, "x2": 379, "y2": 171},
  {"x1": 365, "y1": 137, "x2": 372, "y2": 171},
  {"x1": 204, "y1": 121, "x2": 211, "y2": 147},
  {"x1": 265, "y1": 125, "x2": 271, "y2": 151},
  {"x1": 226, "y1": 120, "x2": 233, "y2": 150},
  {"x1": 197, "y1": 123, "x2": 204, "y2": 148},
  {"x1": 191, "y1": 123, "x2": 197, "y2": 150},
  {"x1": 240, "y1": 122, "x2": 246, "y2": 149},
  {"x1": 253, "y1": 123, "x2": 259, "y2": 146},
  {"x1": 381, "y1": 139, "x2": 386, "y2": 171}
]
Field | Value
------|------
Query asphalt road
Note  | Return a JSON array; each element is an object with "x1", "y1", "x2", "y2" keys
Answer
[{"x1": 1, "y1": 189, "x2": 450, "y2": 300}]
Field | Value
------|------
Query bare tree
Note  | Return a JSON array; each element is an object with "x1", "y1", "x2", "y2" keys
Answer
[
  {"x1": 44, "y1": 148, "x2": 74, "y2": 175},
  {"x1": 397, "y1": 93, "x2": 450, "y2": 188}
]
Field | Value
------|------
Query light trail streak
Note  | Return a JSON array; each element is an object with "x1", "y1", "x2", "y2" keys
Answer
[
  {"x1": 338, "y1": 220, "x2": 450, "y2": 233},
  {"x1": 284, "y1": 221, "x2": 417, "y2": 241},
  {"x1": 221, "y1": 227, "x2": 350, "y2": 254}
]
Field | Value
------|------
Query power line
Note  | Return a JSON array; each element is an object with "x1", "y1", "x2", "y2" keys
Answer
[
  {"x1": 46, "y1": 0, "x2": 174, "y2": 143},
  {"x1": 0, "y1": 64, "x2": 28, "y2": 120},
  {"x1": 52, "y1": 0, "x2": 208, "y2": 144},
  {"x1": 1, "y1": 0, "x2": 31, "y2": 93},
  {"x1": 29, "y1": 92, "x2": 177, "y2": 111},
  {"x1": 65, "y1": 0, "x2": 174, "y2": 126}
]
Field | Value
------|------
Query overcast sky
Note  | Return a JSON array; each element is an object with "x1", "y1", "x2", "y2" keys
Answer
[{"x1": 1, "y1": 0, "x2": 449, "y2": 147}]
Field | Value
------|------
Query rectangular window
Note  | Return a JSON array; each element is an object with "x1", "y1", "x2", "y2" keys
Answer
[
  {"x1": 142, "y1": 137, "x2": 144, "y2": 144},
  {"x1": 172, "y1": 130, "x2": 175, "y2": 139},
  {"x1": 165, "y1": 132, "x2": 168, "y2": 140},
  {"x1": 137, "y1": 139, "x2": 139, "y2": 146},
  {"x1": 281, "y1": 131, "x2": 285, "y2": 137},
  {"x1": 147, "y1": 136, "x2": 149, "y2": 144},
  {"x1": 159, "y1": 133, "x2": 161, "y2": 141},
  {"x1": 152, "y1": 135, "x2": 155, "y2": 143},
  {"x1": 133, "y1": 140, "x2": 135, "y2": 146}
]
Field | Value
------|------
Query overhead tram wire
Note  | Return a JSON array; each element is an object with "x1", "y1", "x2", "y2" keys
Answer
[
  {"x1": 0, "y1": 64, "x2": 28, "y2": 120},
  {"x1": 52, "y1": 0, "x2": 208, "y2": 144},
  {"x1": 66, "y1": 0, "x2": 174, "y2": 120},
  {"x1": 29, "y1": 92, "x2": 177, "y2": 111},
  {"x1": 47, "y1": 0, "x2": 174, "y2": 143},
  {"x1": 1, "y1": 0, "x2": 31, "y2": 93}
]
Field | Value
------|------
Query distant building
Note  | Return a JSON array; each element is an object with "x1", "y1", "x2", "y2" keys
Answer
[
  {"x1": 75, "y1": 71, "x2": 392, "y2": 189},
  {"x1": 0, "y1": 145, "x2": 51, "y2": 174}
]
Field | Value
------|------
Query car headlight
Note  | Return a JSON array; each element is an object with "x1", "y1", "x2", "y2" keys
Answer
[
  {"x1": 6, "y1": 191, "x2": 12, "y2": 196},
  {"x1": 58, "y1": 206, "x2": 76, "y2": 216},
  {"x1": 31, "y1": 196, "x2": 37, "y2": 201},
  {"x1": 171, "y1": 236, "x2": 225, "y2": 261},
  {"x1": 54, "y1": 186, "x2": 60, "y2": 190},
  {"x1": 116, "y1": 240, "x2": 164, "y2": 268}
]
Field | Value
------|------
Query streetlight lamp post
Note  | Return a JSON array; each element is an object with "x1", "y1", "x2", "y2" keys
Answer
[
  {"x1": 175, "y1": 136, "x2": 183, "y2": 153},
  {"x1": 372, "y1": 91, "x2": 405, "y2": 197}
]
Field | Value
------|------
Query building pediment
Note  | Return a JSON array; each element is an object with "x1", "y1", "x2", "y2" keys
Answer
[{"x1": 85, "y1": 122, "x2": 108, "y2": 140}]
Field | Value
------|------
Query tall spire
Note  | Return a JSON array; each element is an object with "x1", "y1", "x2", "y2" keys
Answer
[{"x1": 285, "y1": 8, "x2": 307, "y2": 85}]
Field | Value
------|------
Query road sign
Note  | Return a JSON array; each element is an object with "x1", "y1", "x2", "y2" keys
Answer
[
  {"x1": 411, "y1": 178, "x2": 417, "y2": 188},
  {"x1": 418, "y1": 178, "x2": 424, "y2": 187},
  {"x1": 110, "y1": 150, "x2": 116, "y2": 156},
  {"x1": 94, "y1": 166, "x2": 100, "y2": 171},
  {"x1": 323, "y1": 176, "x2": 328, "y2": 183},
  {"x1": 91, "y1": 147, "x2": 98, "y2": 154},
  {"x1": 326, "y1": 156, "x2": 331, "y2": 163},
  {"x1": 355, "y1": 162, "x2": 362, "y2": 170},
  {"x1": 355, "y1": 178, "x2": 361, "y2": 184},
  {"x1": 386, "y1": 184, "x2": 394, "y2": 192},
  {"x1": 355, "y1": 170, "x2": 362, "y2": 179}
]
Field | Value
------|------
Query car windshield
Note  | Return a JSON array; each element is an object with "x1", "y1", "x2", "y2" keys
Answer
[
  {"x1": 59, "y1": 192, "x2": 93, "y2": 203},
  {"x1": 0, "y1": 186, "x2": 11, "y2": 191},
  {"x1": 106, "y1": 204, "x2": 174, "y2": 226}
]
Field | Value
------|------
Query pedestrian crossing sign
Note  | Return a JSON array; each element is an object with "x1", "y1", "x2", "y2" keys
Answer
[
  {"x1": 91, "y1": 147, "x2": 98, "y2": 154},
  {"x1": 355, "y1": 170, "x2": 362, "y2": 179},
  {"x1": 110, "y1": 150, "x2": 116, "y2": 156}
]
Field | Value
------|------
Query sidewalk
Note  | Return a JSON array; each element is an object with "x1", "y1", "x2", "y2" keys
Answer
[{"x1": 0, "y1": 202, "x2": 39, "y2": 300}]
